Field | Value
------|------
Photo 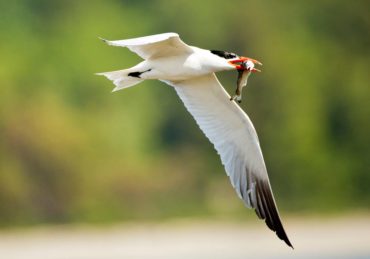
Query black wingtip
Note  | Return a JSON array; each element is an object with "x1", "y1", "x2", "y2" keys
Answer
[{"x1": 255, "y1": 179, "x2": 293, "y2": 249}]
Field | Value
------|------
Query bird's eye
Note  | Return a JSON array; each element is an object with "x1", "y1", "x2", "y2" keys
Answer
[{"x1": 228, "y1": 53, "x2": 237, "y2": 59}]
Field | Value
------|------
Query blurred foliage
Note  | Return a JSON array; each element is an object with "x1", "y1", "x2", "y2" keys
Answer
[{"x1": 0, "y1": 0, "x2": 369, "y2": 226}]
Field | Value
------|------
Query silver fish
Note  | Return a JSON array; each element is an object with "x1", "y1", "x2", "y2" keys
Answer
[{"x1": 230, "y1": 60, "x2": 254, "y2": 103}]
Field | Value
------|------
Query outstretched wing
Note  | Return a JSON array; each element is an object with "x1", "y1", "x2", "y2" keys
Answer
[
  {"x1": 100, "y1": 32, "x2": 193, "y2": 60},
  {"x1": 165, "y1": 74, "x2": 293, "y2": 248}
]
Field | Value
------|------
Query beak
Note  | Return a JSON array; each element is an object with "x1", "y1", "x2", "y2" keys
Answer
[{"x1": 228, "y1": 56, "x2": 262, "y2": 72}]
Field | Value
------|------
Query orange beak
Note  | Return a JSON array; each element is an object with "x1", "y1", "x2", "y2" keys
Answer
[{"x1": 229, "y1": 56, "x2": 262, "y2": 72}]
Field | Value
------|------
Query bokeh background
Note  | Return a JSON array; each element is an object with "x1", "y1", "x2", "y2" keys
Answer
[{"x1": 0, "y1": 0, "x2": 369, "y2": 258}]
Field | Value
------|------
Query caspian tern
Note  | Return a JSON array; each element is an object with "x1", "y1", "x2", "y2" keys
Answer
[{"x1": 97, "y1": 32, "x2": 293, "y2": 248}]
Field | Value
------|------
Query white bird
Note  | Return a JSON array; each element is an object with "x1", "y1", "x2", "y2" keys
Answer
[{"x1": 97, "y1": 32, "x2": 293, "y2": 248}]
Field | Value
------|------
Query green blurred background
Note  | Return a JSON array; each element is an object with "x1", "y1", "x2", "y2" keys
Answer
[{"x1": 0, "y1": 0, "x2": 369, "y2": 228}]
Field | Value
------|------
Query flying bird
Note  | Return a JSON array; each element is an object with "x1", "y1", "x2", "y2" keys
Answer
[{"x1": 97, "y1": 32, "x2": 293, "y2": 248}]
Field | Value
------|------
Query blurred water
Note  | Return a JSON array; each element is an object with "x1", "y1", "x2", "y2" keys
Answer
[{"x1": 0, "y1": 216, "x2": 369, "y2": 259}]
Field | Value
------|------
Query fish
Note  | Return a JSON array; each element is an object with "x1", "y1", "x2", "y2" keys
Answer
[{"x1": 230, "y1": 60, "x2": 260, "y2": 103}]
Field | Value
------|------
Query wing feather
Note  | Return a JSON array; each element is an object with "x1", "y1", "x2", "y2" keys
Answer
[
  {"x1": 100, "y1": 32, "x2": 193, "y2": 59},
  {"x1": 166, "y1": 74, "x2": 293, "y2": 248}
]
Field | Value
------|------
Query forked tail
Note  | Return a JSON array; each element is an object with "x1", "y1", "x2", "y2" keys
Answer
[{"x1": 96, "y1": 68, "x2": 144, "y2": 92}]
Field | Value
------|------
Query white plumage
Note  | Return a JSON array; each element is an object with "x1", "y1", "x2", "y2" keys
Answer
[{"x1": 97, "y1": 32, "x2": 292, "y2": 248}]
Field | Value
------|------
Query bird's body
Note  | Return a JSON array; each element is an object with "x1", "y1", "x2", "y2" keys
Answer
[
  {"x1": 130, "y1": 50, "x2": 232, "y2": 81},
  {"x1": 97, "y1": 32, "x2": 292, "y2": 248}
]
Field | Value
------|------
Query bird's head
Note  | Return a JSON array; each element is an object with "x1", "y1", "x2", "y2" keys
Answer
[{"x1": 210, "y1": 50, "x2": 262, "y2": 72}]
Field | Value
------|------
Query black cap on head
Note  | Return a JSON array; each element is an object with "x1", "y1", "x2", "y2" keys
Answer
[{"x1": 210, "y1": 50, "x2": 238, "y2": 59}]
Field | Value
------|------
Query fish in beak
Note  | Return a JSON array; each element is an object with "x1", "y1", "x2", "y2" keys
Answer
[
  {"x1": 229, "y1": 57, "x2": 262, "y2": 103},
  {"x1": 229, "y1": 56, "x2": 262, "y2": 72}
]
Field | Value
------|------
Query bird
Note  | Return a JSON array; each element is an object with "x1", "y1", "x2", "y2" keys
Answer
[{"x1": 96, "y1": 32, "x2": 293, "y2": 248}]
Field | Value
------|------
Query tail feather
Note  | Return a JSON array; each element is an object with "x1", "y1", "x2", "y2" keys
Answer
[{"x1": 96, "y1": 69, "x2": 144, "y2": 92}]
